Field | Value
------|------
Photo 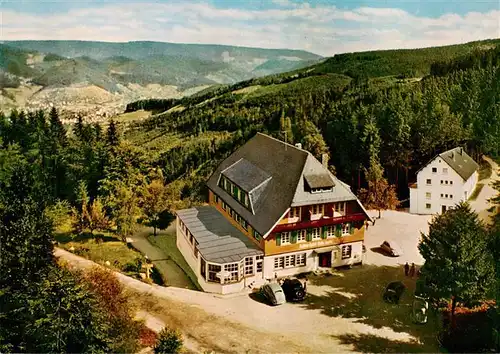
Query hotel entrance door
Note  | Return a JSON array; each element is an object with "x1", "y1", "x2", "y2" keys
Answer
[{"x1": 318, "y1": 251, "x2": 332, "y2": 268}]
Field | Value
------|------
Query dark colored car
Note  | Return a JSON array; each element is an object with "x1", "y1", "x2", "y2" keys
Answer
[
  {"x1": 281, "y1": 278, "x2": 306, "y2": 302},
  {"x1": 383, "y1": 281, "x2": 406, "y2": 304},
  {"x1": 380, "y1": 241, "x2": 402, "y2": 257}
]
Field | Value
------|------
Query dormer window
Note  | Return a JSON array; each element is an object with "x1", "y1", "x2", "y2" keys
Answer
[
  {"x1": 218, "y1": 175, "x2": 251, "y2": 211},
  {"x1": 311, "y1": 187, "x2": 333, "y2": 193},
  {"x1": 304, "y1": 174, "x2": 335, "y2": 194},
  {"x1": 219, "y1": 158, "x2": 272, "y2": 214}
]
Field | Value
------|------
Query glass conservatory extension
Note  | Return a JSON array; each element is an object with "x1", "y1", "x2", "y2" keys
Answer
[
  {"x1": 176, "y1": 206, "x2": 264, "y2": 290},
  {"x1": 200, "y1": 255, "x2": 264, "y2": 284}
]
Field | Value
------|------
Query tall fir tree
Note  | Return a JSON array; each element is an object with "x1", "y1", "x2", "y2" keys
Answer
[
  {"x1": 49, "y1": 107, "x2": 67, "y2": 146},
  {"x1": 74, "y1": 115, "x2": 85, "y2": 141},
  {"x1": 106, "y1": 120, "x2": 119, "y2": 150},
  {"x1": 418, "y1": 202, "x2": 494, "y2": 329}
]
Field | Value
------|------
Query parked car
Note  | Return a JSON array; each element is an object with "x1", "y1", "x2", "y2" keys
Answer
[
  {"x1": 261, "y1": 282, "x2": 286, "y2": 306},
  {"x1": 281, "y1": 278, "x2": 306, "y2": 302},
  {"x1": 383, "y1": 281, "x2": 406, "y2": 304},
  {"x1": 380, "y1": 240, "x2": 403, "y2": 257}
]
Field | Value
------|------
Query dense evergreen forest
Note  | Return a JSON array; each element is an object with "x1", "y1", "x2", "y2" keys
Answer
[
  {"x1": 0, "y1": 110, "x2": 158, "y2": 351},
  {"x1": 125, "y1": 44, "x2": 500, "y2": 203}
]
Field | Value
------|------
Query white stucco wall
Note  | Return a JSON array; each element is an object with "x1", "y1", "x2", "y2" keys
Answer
[
  {"x1": 176, "y1": 218, "x2": 198, "y2": 273},
  {"x1": 334, "y1": 242, "x2": 363, "y2": 267},
  {"x1": 410, "y1": 157, "x2": 478, "y2": 215},
  {"x1": 409, "y1": 187, "x2": 418, "y2": 214},
  {"x1": 176, "y1": 217, "x2": 264, "y2": 294},
  {"x1": 263, "y1": 241, "x2": 363, "y2": 280},
  {"x1": 263, "y1": 249, "x2": 316, "y2": 280}
]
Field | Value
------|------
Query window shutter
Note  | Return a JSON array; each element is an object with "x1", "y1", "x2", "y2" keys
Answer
[
  {"x1": 291, "y1": 231, "x2": 298, "y2": 244},
  {"x1": 276, "y1": 233, "x2": 281, "y2": 246},
  {"x1": 321, "y1": 226, "x2": 327, "y2": 239},
  {"x1": 233, "y1": 186, "x2": 239, "y2": 199},
  {"x1": 336, "y1": 224, "x2": 342, "y2": 237},
  {"x1": 306, "y1": 228, "x2": 312, "y2": 241},
  {"x1": 349, "y1": 223, "x2": 354, "y2": 235}
]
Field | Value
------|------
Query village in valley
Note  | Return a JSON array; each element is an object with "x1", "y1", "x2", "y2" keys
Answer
[{"x1": 1, "y1": 1, "x2": 500, "y2": 353}]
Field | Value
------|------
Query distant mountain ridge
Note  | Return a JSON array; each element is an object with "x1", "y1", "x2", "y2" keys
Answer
[
  {"x1": 1, "y1": 38, "x2": 498, "y2": 121},
  {"x1": 0, "y1": 40, "x2": 322, "y2": 117},
  {"x1": 4, "y1": 40, "x2": 321, "y2": 61},
  {"x1": 1, "y1": 40, "x2": 322, "y2": 90}
]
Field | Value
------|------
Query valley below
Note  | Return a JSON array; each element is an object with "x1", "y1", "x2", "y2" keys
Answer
[
  {"x1": 1, "y1": 40, "x2": 322, "y2": 123},
  {"x1": 1, "y1": 80, "x2": 209, "y2": 124}
]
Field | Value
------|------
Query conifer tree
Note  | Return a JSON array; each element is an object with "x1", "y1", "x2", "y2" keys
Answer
[
  {"x1": 418, "y1": 202, "x2": 494, "y2": 329},
  {"x1": 106, "y1": 120, "x2": 119, "y2": 149},
  {"x1": 49, "y1": 107, "x2": 67, "y2": 146}
]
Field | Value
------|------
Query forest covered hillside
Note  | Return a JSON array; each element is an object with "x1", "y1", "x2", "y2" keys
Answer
[
  {"x1": 1, "y1": 38, "x2": 499, "y2": 209},
  {"x1": 1, "y1": 41, "x2": 322, "y2": 89},
  {"x1": 123, "y1": 40, "x2": 500, "y2": 205}
]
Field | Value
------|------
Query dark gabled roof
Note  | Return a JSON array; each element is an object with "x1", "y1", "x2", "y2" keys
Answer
[
  {"x1": 222, "y1": 158, "x2": 271, "y2": 193},
  {"x1": 207, "y1": 133, "x2": 309, "y2": 235},
  {"x1": 176, "y1": 206, "x2": 263, "y2": 264},
  {"x1": 207, "y1": 133, "x2": 371, "y2": 236},
  {"x1": 439, "y1": 147, "x2": 479, "y2": 181},
  {"x1": 415, "y1": 147, "x2": 479, "y2": 181},
  {"x1": 304, "y1": 173, "x2": 335, "y2": 189}
]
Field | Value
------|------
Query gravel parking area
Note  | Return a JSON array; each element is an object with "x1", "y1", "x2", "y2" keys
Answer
[{"x1": 364, "y1": 210, "x2": 432, "y2": 267}]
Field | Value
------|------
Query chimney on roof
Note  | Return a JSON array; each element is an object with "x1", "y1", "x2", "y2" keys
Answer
[
  {"x1": 295, "y1": 143, "x2": 302, "y2": 149},
  {"x1": 322, "y1": 153, "x2": 329, "y2": 168},
  {"x1": 451, "y1": 152, "x2": 455, "y2": 160},
  {"x1": 459, "y1": 147, "x2": 463, "y2": 155}
]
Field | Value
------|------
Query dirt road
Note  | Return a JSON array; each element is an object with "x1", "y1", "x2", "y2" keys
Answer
[
  {"x1": 56, "y1": 248, "x2": 319, "y2": 353},
  {"x1": 470, "y1": 156, "x2": 499, "y2": 225},
  {"x1": 56, "y1": 242, "x2": 438, "y2": 353}
]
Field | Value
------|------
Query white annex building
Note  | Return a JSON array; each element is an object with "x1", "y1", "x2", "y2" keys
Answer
[{"x1": 409, "y1": 147, "x2": 479, "y2": 215}]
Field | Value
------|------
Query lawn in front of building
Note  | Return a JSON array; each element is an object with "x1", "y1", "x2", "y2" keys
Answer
[{"x1": 55, "y1": 232, "x2": 163, "y2": 285}]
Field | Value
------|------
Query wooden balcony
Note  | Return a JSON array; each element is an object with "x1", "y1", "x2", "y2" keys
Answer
[{"x1": 272, "y1": 213, "x2": 367, "y2": 233}]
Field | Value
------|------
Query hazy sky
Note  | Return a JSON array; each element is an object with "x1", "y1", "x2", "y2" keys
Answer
[{"x1": 1, "y1": 0, "x2": 499, "y2": 56}]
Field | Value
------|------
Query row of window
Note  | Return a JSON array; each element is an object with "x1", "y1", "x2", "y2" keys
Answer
[
  {"x1": 431, "y1": 167, "x2": 448, "y2": 174},
  {"x1": 203, "y1": 255, "x2": 264, "y2": 284},
  {"x1": 273, "y1": 245, "x2": 354, "y2": 270},
  {"x1": 218, "y1": 176, "x2": 251, "y2": 210},
  {"x1": 274, "y1": 253, "x2": 307, "y2": 270},
  {"x1": 425, "y1": 192, "x2": 454, "y2": 199},
  {"x1": 179, "y1": 219, "x2": 199, "y2": 257},
  {"x1": 215, "y1": 194, "x2": 262, "y2": 241},
  {"x1": 425, "y1": 178, "x2": 453, "y2": 186},
  {"x1": 276, "y1": 224, "x2": 353, "y2": 246},
  {"x1": 311, "y1": 186, "x2": 333, "y2": 194},
  {"x1": 288, "y1": 203, "x2": 346, "y2": 220}
]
